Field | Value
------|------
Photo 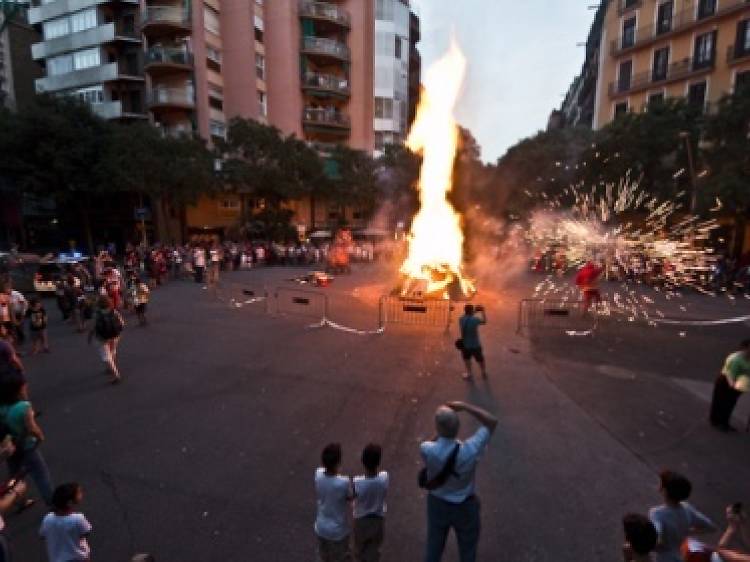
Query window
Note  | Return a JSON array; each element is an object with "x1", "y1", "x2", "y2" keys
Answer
[
  {"x1": 258, "y1": 91, "x2": 267, "y2": 117},
  {"x1": 735, "y1": 70, "x2": 750, "y2": 94},
  {"x1": 203, "y1": 5, "x2": 220, "y2": 35},
  {"x1": 47, "y1": 54, "x2": 73, "y2": 75},
  {"x1": 70, "y1": 8, "x2": 97, "y2": 33},
  {"x1": 656, "y1": 1, "x2": 673, "y2": 35},
  {"x1": 648, "y1": 92, "x2": 665, "y2": 107},
  {"x1": 255, "y1": 53, "x2": 265, "y2": 80},
  {"x1": 694, "y1": 31, "x2": 716, "y2": 69},
  {"x1": 394, "y1": 36, "x2": 402, "y2": 59},
  {"x1": 208, "y1": 96, "x2": 223, "y2": 111},
  {"x1": 622, "y1": 17, "x2": 636, "y2": 49},
  {"x1": 43, "y1": 17, "x2": 70, "y2": 40},
  {"x1": 614, "y1": 102, "x2": 628, "y2": 118},
  {"x1": 70, "y1": 85, "x2": 103, "y2": 104},
  {"x1": 697, "y1": 0, "x2": 716, "y2": 20},
  {"x1": 73, "y1": 47, "x2": 100, "y2": 70},
  {"x1": 254, "y1": 15, "x2": 263, "y2": 31},
  {"x1": 737, "y1": 20, "x2": 750, "y2": 56},
  {"x1": 375, "y1": 0, "x2": 393, "y2": 21},
  {"x1": 218, "y1": 197, "x2": 239, "y2": 210},
  {"x1": 254, "y1": 27, "x2": 263, "y2": 42},
  {"x1": 624, "y1": 0, "x2": 638, "y2": 8},
  {"x1": 652, "y1": 47, "x2": 669, "y2": 81},
  {"x1": 687, "y1": 81, "x2": 707, "y2": 111},
  {"x1": 210, "y1": 120, "x2": 226, "y2": 138},
  {"x1": 206, "y1": 45, "x2": 221, "y2": 71},
  {"x1": 374, "y1": 96, "x2": 394, "y2": 119},
  {"x1": 618, "y1": 60, "x2": 632, "y2": 92}
]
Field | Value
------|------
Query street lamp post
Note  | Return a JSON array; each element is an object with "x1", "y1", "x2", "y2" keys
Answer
[{"x1": 679, "y1": 131, "x2": 698, "y2": 214}]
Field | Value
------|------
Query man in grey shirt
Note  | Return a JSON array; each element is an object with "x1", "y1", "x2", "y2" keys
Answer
[{"x1": 420, "y1": 401, "x2": 497, "y2": 562}]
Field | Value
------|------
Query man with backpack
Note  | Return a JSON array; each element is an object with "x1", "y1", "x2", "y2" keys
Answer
[
  {"x1": 87, "y1": 296, "x2": 124, "y2": 384},
  {"x1": 420, "y1": 401, "x2": 497, "y2": 562}
]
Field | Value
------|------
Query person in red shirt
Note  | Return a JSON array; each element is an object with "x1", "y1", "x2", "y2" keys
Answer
[{"x1": 576, "y1": 261, "x2": 603, "y2": 314}]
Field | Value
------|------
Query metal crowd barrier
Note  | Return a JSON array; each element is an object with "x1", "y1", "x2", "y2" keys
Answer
[
  {"x1": 517, "y1": 298, "x2": 592, "y2": 335},
  {"x1": 378, "y1": 296, "x2": 454, "y2": 330},
  {"x1": 274, "y1": 286, "x2": 329, "y2": 319}
]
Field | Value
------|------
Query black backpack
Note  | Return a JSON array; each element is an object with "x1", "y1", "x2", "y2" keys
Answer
[{"x1": 96, "y1": 311, "x2": 123, "y2": 340}]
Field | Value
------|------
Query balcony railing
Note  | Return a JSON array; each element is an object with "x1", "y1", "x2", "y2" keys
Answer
[
  {"x1": 301, "y1": 36, "x2": 350, "y2": 60},
  {"x1": 611, "y1": 0, "x2": 750, "y2": 55},
  {"x1": 299, "y1": 1, "x2": 350, "y2": 27},
  {"x1": 302, "y1": 72, "x2": 350, "y2": 96},
  {"x1": 142, "y1": 6, "x2": 191, "y2": 30},
  {"x1": 728, "y1": 43, "x2": 750, "y2": 63},
  {"x1": 609, "y1": 56, "x2": 714, "y2": 97},
  {"x1": 148, "y1": 87, "x2": 195, "y2": 108},
  {"x1": 302, "y1": 107, "x2": 350, "y2": 128},
  {"x1": 145, "y1": 46, "x2": 192, "y2": 67}
]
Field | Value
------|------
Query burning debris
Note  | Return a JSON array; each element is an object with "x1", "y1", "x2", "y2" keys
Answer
[{"x1": 398, "y1": 41, "x2": 476, "y2": 301}]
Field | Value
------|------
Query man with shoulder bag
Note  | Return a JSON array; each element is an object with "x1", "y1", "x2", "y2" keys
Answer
[{"x1": 419, "y1": 401, "x2": 497, "y2": 562}]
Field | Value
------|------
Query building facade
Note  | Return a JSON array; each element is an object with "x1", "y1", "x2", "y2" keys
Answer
[
  {"x1": 372, "y1": 0, "x2": 409, "y2": 156},
  {"x1": 559, "y1": 0, "x2": 609, "y2": 129},
  {"x1": 28, "y1": 0, "x2": 420, "y2": 239},
  {"x1": 595, "y1": 0, "x2": 750, "y2": 128},
  {"x1": 1, "y1": 7, "x2": 43, "y2": 111},
  {"x1": 28, "y1": 0, "x2": 147, "y2": 119}
]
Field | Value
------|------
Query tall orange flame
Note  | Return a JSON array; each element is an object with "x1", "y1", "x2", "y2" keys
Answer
[{"x1": 400, "y1": 40, "x2": 474, "y2": 299}]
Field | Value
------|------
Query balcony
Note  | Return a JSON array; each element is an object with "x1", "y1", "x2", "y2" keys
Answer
[
  {"x1": 302, "y1": 72, "x2": 350, "y2": 98},
  {"x1": 300, "y1": 37, "x2": 349, "y2": 62},
  {"x1": 141, "y1": 6, "x2": 191, "y2": 37},
  {"x1": 145, "y1": 46, "x2": 192, "y2": 77},
  {"x1": 91, "y1": 100, "x2": 148, "y2": 120},
  {"x1": 302, "y1": 107, "x2": 350, "y2": 134},
  {"x1": 35, "y1": 60, "x2": 143, "y2": 93},
  {"x1": 31, "y1": 22, "x2": 139, "y2": 60},
  {"x1": 299, "y1": 1, "x2": 350, "y2": 29},
  {"x1": 29, "y1": 0, "x2": 138, "y2": 25},
  {"x1": 148, "y1": 87, "x2": 195, "y2": 111},
  {"x1": 610, "y1": 0, "x2": 750, "y2": 56},
  {"x1": 609, "y1": 56, "x2": 714, "y2": 97},
  {"x1": 728, "y1": 43, "x2": 750, "y2": 64}
]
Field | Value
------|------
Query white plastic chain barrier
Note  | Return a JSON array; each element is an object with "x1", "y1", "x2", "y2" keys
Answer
[
  {"x1": 651, "y1": 314, "x2": 750, "y2": 327},
  {"x1": 308, "y1": 318, "x2": 385, "y2": 336}
]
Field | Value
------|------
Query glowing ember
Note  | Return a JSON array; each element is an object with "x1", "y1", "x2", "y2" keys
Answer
[{"x1": 400, "y1": 41, "x2": 475, "y2": 299}]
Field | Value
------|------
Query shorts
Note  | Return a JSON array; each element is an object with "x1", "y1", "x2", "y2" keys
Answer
[
  {"x1": 135, "y1": 303, "x2": 147, "y2": 314},
  {"x1": 461, "y1": 346, "x2": 484, "y2": 362},
  {"x1": 98, "y1": 338, "x2": 118, "y2": 363}
]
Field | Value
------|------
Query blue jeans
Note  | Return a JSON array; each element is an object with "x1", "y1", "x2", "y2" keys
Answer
[
  {"x1": 425, "y1": 494, "x2": 480, "y2": 562},
  {"x1": 9, "y1": 447, "x2": 53, "y2": 506}
]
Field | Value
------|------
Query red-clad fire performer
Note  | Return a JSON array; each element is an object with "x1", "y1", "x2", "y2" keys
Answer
[{"x1": 576, "y1": 261, "x2": 603, "y2": 314}]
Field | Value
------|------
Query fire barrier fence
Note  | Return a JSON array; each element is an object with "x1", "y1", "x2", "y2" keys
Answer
[{"x1": 215, "y1": 282, "x2": 462, "y2": 334}]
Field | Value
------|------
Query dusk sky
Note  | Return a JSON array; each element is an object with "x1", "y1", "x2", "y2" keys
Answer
[{"x1": 411, "y1": 1, "x2": 597, "y2": 163}]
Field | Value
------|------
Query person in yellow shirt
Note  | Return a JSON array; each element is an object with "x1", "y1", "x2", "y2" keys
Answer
[{"x1": 710, "y1": 340, "x2": 750, "y2": 432}]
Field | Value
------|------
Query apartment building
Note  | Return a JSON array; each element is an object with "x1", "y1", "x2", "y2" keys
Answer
[
  {"x1": 559, "y1": 0, "x2": 608, "y2": 129},
  {"x1": 596, "y1": 0, "x2": 750, "y2": 128},
  {"x1": 28, "y1": 0, "x2": 146, "y2": 119},
  {"x1": 0, "y1": 8, "x2": 43, "y2": 111},
  {"x1": 372, "y1": 0, "x2": 409, "y2": 156}
]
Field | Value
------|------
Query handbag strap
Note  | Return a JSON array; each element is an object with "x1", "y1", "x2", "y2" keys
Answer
[{"x1": 426, "y1": 443, "x2": 461, "y2": 489}]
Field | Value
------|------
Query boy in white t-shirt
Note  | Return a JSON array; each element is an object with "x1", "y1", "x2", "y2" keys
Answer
[
  {"x1": 353, "y1": 443, "x2": 388, "y2": 562},
  {"x1": 40, "y1": 483, "x2": 92, "y2": 562},
  {"x1": 314, "y1": 443, "x2": 353, "y2": 562}
]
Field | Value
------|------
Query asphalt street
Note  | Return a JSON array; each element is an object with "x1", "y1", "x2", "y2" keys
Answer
[{"x1": 7, "y1": 265, "x2": 750, "y2": 561}]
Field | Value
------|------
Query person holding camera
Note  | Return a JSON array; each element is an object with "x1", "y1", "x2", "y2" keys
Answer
[
  {"x1": 457, "y1": 305, "x2": 487, "y2": 381},
  {"x1": 420, "y1": 401, "x2": 497, "y2": 562}
]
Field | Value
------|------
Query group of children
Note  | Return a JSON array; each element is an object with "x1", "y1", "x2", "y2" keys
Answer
[{"x1": 315, "y1": 443, "x2": 389, "y2": 562}]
